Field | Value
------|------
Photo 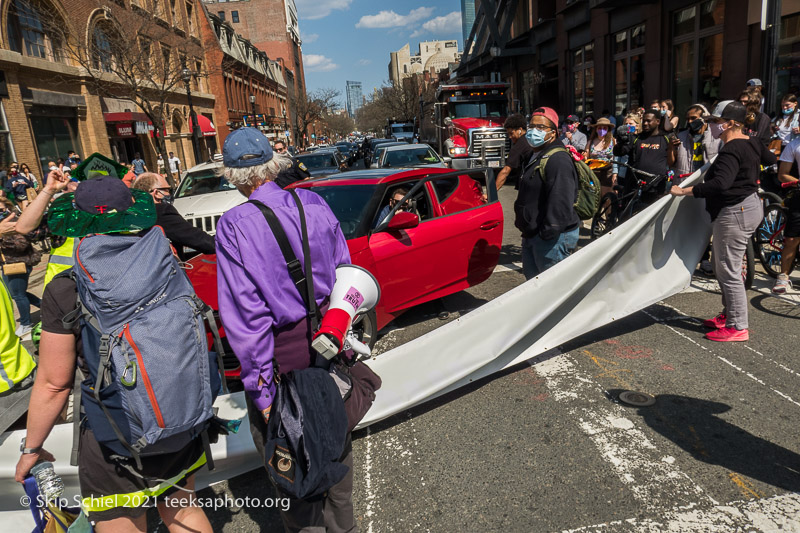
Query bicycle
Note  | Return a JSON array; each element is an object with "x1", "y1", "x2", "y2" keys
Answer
[
  {"x1": 754, "y1": 180, "x2": 800, "y2": 278},
  {"x1": 590, "y1": 161, "x2": 673, "y2": 240}
]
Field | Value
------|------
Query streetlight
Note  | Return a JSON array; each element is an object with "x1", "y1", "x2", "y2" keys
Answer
[
  {"x1": 181, "y1": 66, "x2": 202, "y2": 166},
  {"x1": 282, "y1": 107, "x2": 288, "y2": 144},
  {"x1": 249, "y1": 94, "x2": 256, "y2": 122}
]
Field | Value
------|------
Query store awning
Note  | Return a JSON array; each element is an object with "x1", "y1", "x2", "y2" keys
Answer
[
  {"x1": 103, "y1": 111, "x2": 149, "y2": 123},
  {"x1": 190, "y1": 115, "x2": 217, "y2": 138}
]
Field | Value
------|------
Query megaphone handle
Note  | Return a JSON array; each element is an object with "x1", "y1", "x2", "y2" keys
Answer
[{"x1": 344, "y1": 332, "x2": 371, "y2": 358}]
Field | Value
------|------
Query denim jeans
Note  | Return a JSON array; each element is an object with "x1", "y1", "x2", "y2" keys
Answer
[
  {"x1": 521, "y1": 226, "x2": 580, "y2": 280},
  {"x1": 2, "y1": 265, "x2": 40, "y2": 327}
]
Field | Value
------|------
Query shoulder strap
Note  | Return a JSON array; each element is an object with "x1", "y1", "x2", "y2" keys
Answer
[
  {"x1": 248, "y1": 194, "x2": 321, "y2": 330},
  {"x1": 537, "y1": 145, "x2": 570, "y2": 181}
]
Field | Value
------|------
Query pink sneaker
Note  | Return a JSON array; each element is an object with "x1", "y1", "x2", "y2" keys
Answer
[
  {"x1": 705, "y1": 327, "x2": 749, "y2": 342},
  {"x1": 702, "y1": 313, "x2": 727, "y2": 329}
]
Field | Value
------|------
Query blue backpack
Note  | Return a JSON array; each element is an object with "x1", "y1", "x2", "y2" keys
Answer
[{"x1": 64, "y1": 228, "x2": 225, "y2": 471}]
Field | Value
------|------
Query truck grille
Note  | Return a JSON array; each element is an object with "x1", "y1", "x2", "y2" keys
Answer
[
  {"x1": 469, "y1": 129, "x2": 512, "y2": 159},
  {"x1": 190, "y1": 215, "x2": 222, "y2": 234}
]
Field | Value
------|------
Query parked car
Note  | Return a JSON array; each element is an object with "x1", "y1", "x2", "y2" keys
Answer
[
  {"x1": 185, "y1": 167, "x2": 503, "y2": 377},
  {"x1": 377, "y1": 144, "x2": 449, "y2": 169}
]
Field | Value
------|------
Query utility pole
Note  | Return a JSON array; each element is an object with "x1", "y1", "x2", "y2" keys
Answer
[{"x1": 762, "y1": 0, "x2": 782, "y2": 114}]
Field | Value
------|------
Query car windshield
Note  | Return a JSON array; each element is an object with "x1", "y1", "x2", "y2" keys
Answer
[
  {"x1": 384, "y1": 148, "x2": 440, "y2": 167},
  {"x1": 392, "y1": 125, "x2": 414, "y2": 133},
  {"x1": 176, "y1": 169, "x2": 235, "y2": 198},
  {"x1": 306, "y1": 184, "x2": 378, "y2": 239},
  {"x1": 335, "y1": 145, "x2": 349, "y2": 153},
  {"x1": 297, "y1": 153, "x2": 338, "y2": 169},
  {"x1": 451, "y1": 101, "x2": 506, "y2": 118}
]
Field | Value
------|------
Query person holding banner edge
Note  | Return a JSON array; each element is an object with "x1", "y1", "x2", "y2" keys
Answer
[{"x1": 670, "y1": 101, "x2": 776, "y2": 342}]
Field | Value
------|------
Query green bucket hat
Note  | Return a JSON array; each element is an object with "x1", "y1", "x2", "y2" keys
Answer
[
  {"x1": 70, "y1": 152, "x2": 129, "y2": 181},
  {"x1": 48, "y1": 177, "x2": 156, "y2": 237}
]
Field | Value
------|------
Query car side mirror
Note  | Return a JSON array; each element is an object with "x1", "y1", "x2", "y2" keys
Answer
[
  {"x1": 442, "y1": 156, "x2": 452, "y2": 163},
  {"x1": 387, "y1": 211, "x2": 419, "y2": 231}
]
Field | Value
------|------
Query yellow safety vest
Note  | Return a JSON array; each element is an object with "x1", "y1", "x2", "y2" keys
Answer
[
  {"x1": 0, "y1": 279, "x2": 36, "y2": 393},
  {"x1": 43, "y1": 237, "x2": 75, "y2": 288}
]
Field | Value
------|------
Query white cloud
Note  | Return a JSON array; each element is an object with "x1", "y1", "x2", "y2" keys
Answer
[
  {"x1": 305, "y1": 54, "x2": 339, "y2": 72},
  {"x1": 295, "y1": 0, "x2": 351, "y2": 20},
  {"x1": 301, "y1": 32, "x2": 319, "y2": 44},
  {"x1": 356, "y1": 7, "x2": 435, "y2": 29},
  {"x1": 411, "y1": 11, "x2": 462, "y2": 37},
  {"x1": 358, "y1": 59, "x2": 372, "y2": 66}
]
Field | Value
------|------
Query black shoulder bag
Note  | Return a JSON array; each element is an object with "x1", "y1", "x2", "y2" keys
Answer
[{"x1": 248, "y1": 190, "x2": 381, "y2": 432}]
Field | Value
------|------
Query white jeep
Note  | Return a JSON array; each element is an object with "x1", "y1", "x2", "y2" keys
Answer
[{"x1": 172, "y1": 160, "x2": 245, "y2": 237}]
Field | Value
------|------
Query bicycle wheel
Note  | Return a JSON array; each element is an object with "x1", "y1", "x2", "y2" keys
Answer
[
  {"x1": 743, "y1": 239, "x2": 754, "y2": 290},
  {"x1": 591, "y1": 193, "x2": 619, "y2": 240},
  {"x1": 754, "y1": 203, "x2": 786, "y2": 278}
]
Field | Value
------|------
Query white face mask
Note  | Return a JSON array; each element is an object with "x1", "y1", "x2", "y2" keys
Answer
[{"x1": 709, "y1": 122, "x2": 727, "y2": 140}]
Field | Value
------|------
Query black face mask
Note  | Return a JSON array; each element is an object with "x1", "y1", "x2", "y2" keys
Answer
[
  {"x1": 160, "y1": 194, "x2": 174, "y2": 205},
  {"x1": 688, "y1": 119, "x2": 705, "y2": 134}
]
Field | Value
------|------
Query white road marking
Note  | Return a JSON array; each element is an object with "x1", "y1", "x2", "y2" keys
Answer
[
  {"x1": 533, "y1": 353, "x2": 712, "y2": 511},
  {"x1": 562, "y1": 491, "x2": 800, "y2": 532},
  {"x1": 364, "y1": 426, "x2": 375, "y2": 533},
  {"x1": 643, "y1": 305, "x2": 800, "y2": 408},
  {"x1": 494, "y1": 262, "x2": 523, "y2": 273}
]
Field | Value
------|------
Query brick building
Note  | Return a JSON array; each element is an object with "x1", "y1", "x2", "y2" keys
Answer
[
  {"x1": 200, "y1": 11, "x2": 288, "y2": 143},
  {"x1": 203, "y1": 0, "x2": 304, "y2": 144},
  {"x1": 0, "y1": 0, "x2": 217, "y2": 176},
  {"x1": 456, "y1": 0, "x2": 800, "y2": 123}
]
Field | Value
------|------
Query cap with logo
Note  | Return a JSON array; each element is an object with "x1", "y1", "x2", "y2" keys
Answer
[
  {"x1": 532, "y1": 107, "x2": 559, "y2": 129},
  {"x1": 746, "y1": 78, "x2": 763, "y2": 87}
]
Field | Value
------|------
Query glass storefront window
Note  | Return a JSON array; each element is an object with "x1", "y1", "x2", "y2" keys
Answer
[
  {"x1": 673, "y1": 41, "x2": 695, "y2": 112},
  {"x1": 572, "y1": 42, "x2": 594, "y2": 116},
  {"x1": 699, "y1": 33, "x2": 723, "y2": 102},
  {"x1": 777, "y1": 13, "x2": 800, "y2": 98},
  {"x1": 699, "y1": 0, "x2": 724, "y2": 30},
  {"x1": 0, "y1": 104, "x2": 16, "y2": 167},
  {"x1": 613, "y1": 25, "x2": 645, "y2": 117},
  {"x1": 671, "y1": 0, "x2": 724, "y2": 116},
  {"x1": 30, "y1": 114, "x2": 82, "y2": 176},
  {"x1": 674, "y1": 6, "x2": 696, "y2": 38}
]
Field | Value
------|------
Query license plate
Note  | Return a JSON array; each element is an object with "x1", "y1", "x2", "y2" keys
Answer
[{"x1": 488, "y1": 160, "x2": 500, "y2": 168}]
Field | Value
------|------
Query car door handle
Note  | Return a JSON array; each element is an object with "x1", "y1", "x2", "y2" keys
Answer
[{"x1": 480, "y1": 220, "x2": 501, "y2": 230}]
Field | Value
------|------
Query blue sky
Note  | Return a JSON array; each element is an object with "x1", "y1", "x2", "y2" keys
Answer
[{"x1": 295, "y1": 0, "x2": 463, "y2": 107}]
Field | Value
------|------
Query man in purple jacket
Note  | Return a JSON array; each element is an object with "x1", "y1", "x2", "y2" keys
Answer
[{"x1": 215, "y1": 127, "x2": 354, "y2": 532}]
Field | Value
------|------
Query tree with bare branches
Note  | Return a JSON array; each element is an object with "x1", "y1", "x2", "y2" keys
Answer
[
  {"x1": 355, "y1": 75, "x2": 437, "y2": 136},
  {"x1": 289, "y1": 88, "x2": 341, "y2": 147}
]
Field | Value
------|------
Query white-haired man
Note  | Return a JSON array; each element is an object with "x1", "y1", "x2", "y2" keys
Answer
[{"x1": 214, "y1": 128, "x2": 355, "y2": 532}]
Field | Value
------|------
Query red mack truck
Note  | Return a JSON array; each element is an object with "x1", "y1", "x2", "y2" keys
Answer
[{"x1": 419, "y1": 82, "x2": 512, "y2": 171}]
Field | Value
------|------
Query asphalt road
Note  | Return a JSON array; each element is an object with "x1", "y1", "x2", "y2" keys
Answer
[
  {"x1": 18, "y1": 161, "x2": 799, "y2": 531},
  {"x1": 183, "y1": 174, "x2": 800, "y2": 532}
]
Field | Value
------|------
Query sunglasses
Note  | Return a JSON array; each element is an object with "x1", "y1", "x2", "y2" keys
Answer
[{"x1": 152, "y1": 187, "x2": 173, "y2": 194}]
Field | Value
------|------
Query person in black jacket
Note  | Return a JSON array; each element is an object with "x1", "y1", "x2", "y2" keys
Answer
[
  {"x1": 514, "y1": 107, "x2": 580, "y2": 280},
  {"x1": 273, "y1": 140, "x2": 311, "y2": 188},
  {"x1": 131, "y1": 173, "x2": 215, "y2": 258},
  {"x1": 670, "y1": 101, "x2": 775, "y2": 342},
  {"x1": 739, "y1": 88, "x2": 771, "y2": 147}
]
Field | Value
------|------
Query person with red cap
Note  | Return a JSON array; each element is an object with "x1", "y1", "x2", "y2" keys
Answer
[{"x1": 514, "y1": 107, "x2": 581, "y2": 279}]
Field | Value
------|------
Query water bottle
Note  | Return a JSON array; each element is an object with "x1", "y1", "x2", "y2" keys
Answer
[{"x1": 30, "y1": 461, "x2": 64, "y2": 503}]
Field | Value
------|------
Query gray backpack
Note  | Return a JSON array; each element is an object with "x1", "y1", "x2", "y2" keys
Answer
[{"x1": 66, "y1": 228, "x2": 225, "y2": 471}]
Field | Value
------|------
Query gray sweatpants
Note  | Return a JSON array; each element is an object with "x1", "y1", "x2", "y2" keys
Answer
[{"x1": 712, "y1": 193, "x2": 763, "y2": 330}]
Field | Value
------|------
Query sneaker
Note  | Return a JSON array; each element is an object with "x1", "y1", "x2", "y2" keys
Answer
[
  {"x1": 700, "y1": 260, "x2": 714, "y2": 276},
  {"x1": 17, "y1": 325, "x2": 33, "y2": 339},
  {"x1": 772, "y1": 274, "x2": 792, "y2": 295},
  {"x1": 702, "y1": 313, "x2": 726, "y2": 329},
  {"x1": 705, "y1": 327, "x2": 749, "y2": 342}
]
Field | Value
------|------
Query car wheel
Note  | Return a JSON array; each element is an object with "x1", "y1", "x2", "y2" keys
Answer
[{"x1": 352, "y1": 309, "x2": 378, "y2": 351}]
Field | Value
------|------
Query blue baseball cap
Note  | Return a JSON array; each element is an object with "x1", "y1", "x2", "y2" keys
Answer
[{"x1": 223, "y1": 127, "x2": 274, "y2": 168}]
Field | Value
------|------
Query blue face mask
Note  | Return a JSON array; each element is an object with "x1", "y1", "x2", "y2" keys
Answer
[
  {"x1": 660, "y1": 109, "x2": 667, "y2": 116},
  {"x1": 784, "y1": 107, "x2": 795, "y2": 115},
  {"x1": 526, "y1": 128, "x2": 548, "y2": 147}
]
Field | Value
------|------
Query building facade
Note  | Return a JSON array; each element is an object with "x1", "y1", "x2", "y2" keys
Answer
[
  {"x1": 461, "y1": 0, "x2": 477, "y2": 45},
  {"x1": 0, "y1": 0, "x2": 217, "y2": 175},
  {"x1": 389, "y1": 40, "x2": 462, "y2": 86},
  {"x1": 346, "y1": 80, "x2": 362, "y2": 118},
  {"x1": 201, "y1": 11, "x2": 287, "y2": 143},
  {"x1": 456, "y1": 0, "x2": 800, "y2": 123},
  {"x1": 203, "y1": 0, "x2": 304, "y2": 144}
]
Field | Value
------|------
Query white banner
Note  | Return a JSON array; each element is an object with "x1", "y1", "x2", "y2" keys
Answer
[{"x1": 357, "y1": 166, "x2": 712, "y2": 427}]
